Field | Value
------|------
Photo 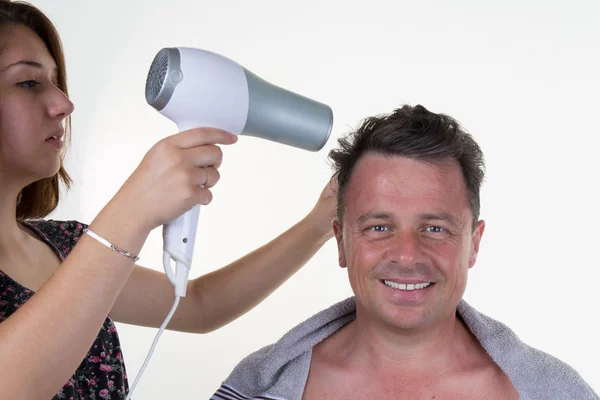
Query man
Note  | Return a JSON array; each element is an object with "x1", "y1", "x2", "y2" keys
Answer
[{"x1": 211, "y1": 105, "x2": 598, "y2": 400}]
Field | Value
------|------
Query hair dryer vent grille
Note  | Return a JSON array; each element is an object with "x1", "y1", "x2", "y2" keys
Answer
[{"x1": 145, "y1": 49, "x2": 170, "y2": 106}]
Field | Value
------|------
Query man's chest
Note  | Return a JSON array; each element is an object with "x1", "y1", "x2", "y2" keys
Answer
[
  {"x1": 302, "y1": 365, "x2": 519, "y2": 400},
  {"x1": 303, "y1": 382, "x2": 517, "y2": 400}
]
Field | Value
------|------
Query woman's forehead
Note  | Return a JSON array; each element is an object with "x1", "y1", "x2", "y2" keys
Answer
[{"x1": 0, "y1": 25, "x2": 55, "y2": 71}]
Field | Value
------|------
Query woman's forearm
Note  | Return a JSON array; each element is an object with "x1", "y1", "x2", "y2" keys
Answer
[
  {"x1": 188, "y1": 215, "x2": 332, "y2": 333},
  {"x1": 0, "y1": 213, "x2": 147, "y2": 399}
]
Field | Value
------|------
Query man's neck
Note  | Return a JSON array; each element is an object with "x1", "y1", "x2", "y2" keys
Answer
[{"x1": 339, "y1": 307, "x2": 479, "y2": 376}]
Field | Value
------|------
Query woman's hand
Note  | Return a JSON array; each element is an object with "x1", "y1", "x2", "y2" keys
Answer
[
  {"x1": 102, "y1": 128, "x2": 237, "y2": 237},
  {"x1": 304, "y1": 176, "x2": 338, "y2": 241}
]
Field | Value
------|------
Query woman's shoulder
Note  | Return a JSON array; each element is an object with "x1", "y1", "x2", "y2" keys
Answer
[
  {"x1": 23, "y1": 219, "x2": 88, "y2": 255},
  {"x1": 25, "y1": 219, "x2": 88, "y2": 231},
  {"x1": 25, "y1": 219, "x2": 88, "y2": 238}
]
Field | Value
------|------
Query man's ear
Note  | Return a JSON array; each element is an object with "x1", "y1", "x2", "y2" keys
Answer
[
  {"x1": 468, "y1": 220, "x2": 486, "y2": 269},
  {"x1": 333, "y1": 219, "x2": 347, "y2": 268}
]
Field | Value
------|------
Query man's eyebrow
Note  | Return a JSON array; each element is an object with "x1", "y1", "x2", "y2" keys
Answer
[
  {"x1": 420, "y1": 212, "x2": 460, "y2": 225},
  {"x1": 358, "y1": 211, "x2": 461, "y2": 224},
  {"x1": 357, "y1": 212, "x2": 394, "y2": 224},
  {"x1": 0, "y1": 60, "x2": 58, "y2": 73}
]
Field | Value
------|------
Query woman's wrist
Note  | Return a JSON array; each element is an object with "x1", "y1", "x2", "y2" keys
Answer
[
  {"x1": 88, "y1": 203, "x2": 151, "y2": 259},
  {"x1": 300, "y1": 211, "x2": 335, "y2": 246}
]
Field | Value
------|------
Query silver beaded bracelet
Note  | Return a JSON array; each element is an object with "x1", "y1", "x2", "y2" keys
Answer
[{"x1": 83, "y1": 228, "x2": 140, "y2": 262}]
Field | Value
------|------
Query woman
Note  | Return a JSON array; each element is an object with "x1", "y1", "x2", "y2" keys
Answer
[{"x1": 0, "y1": 1, "x2": 336, "y2": 398}]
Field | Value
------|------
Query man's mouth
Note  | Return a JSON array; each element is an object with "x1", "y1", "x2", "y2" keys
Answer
[{"x1": 382, "y1": 280, "x2": 433, "y2": 291}]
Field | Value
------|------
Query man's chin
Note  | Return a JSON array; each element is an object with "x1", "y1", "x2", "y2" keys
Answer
[
  {"x1": 380, "y1": 307, "x2": 439, "y2": 332},
  {"x1": 358, "y1": 296, "x2": 446, "y2": 332}
]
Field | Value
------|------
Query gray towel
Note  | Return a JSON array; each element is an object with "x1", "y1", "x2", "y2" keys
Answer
[{"x1": 211, "y1": 297, "x2": 598, "y2": 400}]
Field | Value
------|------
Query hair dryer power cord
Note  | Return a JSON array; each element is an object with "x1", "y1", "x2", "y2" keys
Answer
[{"x1": 125, "y1": 294, "x2": 181, "y2": 400}]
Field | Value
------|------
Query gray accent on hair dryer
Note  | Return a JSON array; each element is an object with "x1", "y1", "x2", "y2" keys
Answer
[
  {"x1": 145, "y1": 48, "x2": 183, "y2": 111},
  {"x1": 241, "y1": 68, "x2": 333, "y2": 152}
]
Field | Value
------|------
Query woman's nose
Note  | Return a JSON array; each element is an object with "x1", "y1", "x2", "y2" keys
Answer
[{"x1": 47, "y1": 85, "x2": 74, "y2": 120}]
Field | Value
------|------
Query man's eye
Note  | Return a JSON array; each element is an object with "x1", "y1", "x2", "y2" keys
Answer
[
  {"x1": 426, "y1": 226, "x2": 445, "y2": 233},
  {"x1": 18, "y1": 80, "x2": 40, "y2": 88},
  {"x1": 370, "y1": 225, "x2": 388, "y2": 232}
]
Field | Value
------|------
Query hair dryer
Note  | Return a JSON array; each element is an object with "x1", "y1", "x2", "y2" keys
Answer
[
  {"x1": 127, "y1": 46, "x2": 333, "y2": 400},
  {"x1": 144, "y1": 47, "x2": 333, "y2": 298}
]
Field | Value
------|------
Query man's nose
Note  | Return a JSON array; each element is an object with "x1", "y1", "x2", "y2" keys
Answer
[{"x1": 386, "y1": 230, "x2": 423, "y2": 267}]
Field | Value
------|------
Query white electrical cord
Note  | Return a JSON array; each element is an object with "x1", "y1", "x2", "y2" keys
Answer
[{"x1": 125, "y1": 295, "x2": 181, "y2": 400}]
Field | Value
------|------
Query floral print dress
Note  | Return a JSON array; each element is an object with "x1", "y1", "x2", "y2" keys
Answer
[{"x1": 0, "y1": 220, "x2": 129, "y2": 399}]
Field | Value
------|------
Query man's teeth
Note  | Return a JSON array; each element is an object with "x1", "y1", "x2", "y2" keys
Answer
[{"x1": 383, "y1": 280, "x2": 432, "y2": 291}]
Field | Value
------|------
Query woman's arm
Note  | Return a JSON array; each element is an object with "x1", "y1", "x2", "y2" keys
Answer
[
  {"x1": 110, "y1": 179, "x2": 337, "y2": 333},
  {"x1": 0, "y1": 128, "x2": 235, "y2": 399}
]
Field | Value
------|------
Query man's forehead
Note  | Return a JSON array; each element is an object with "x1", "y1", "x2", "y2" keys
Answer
[
  {"x1": 344, "y1": 154, "x2": 471, "y2": 218},
  {"x1": 348, "y1": 154, "x2": 465, "y2": 192}
]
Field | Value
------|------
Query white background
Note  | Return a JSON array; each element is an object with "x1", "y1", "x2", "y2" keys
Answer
[{"x1": 30, "y1": 0, "x2": 600, "y2": 397}]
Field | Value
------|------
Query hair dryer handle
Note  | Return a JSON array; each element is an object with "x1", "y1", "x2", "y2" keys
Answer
[{"x1": 163, "y1": 204, "x2": 200, "y2": 297}]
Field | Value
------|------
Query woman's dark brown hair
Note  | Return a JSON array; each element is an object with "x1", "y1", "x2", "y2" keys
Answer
[{"x1": 0, "y1": 0, "x2": 72, "y2": 219}]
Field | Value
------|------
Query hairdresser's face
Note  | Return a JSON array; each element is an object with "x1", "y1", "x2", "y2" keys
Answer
[
  {"x1": 0, "y1": 25, "x2": 73, "y2": 185},
  {"x1": 333, "y1": 154, "x2": 485, "y2": 332}
]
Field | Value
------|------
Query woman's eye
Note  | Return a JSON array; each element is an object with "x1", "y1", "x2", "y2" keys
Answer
[{"x1": 18, "y1": 80, "x2": 40, "y2": 88}]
